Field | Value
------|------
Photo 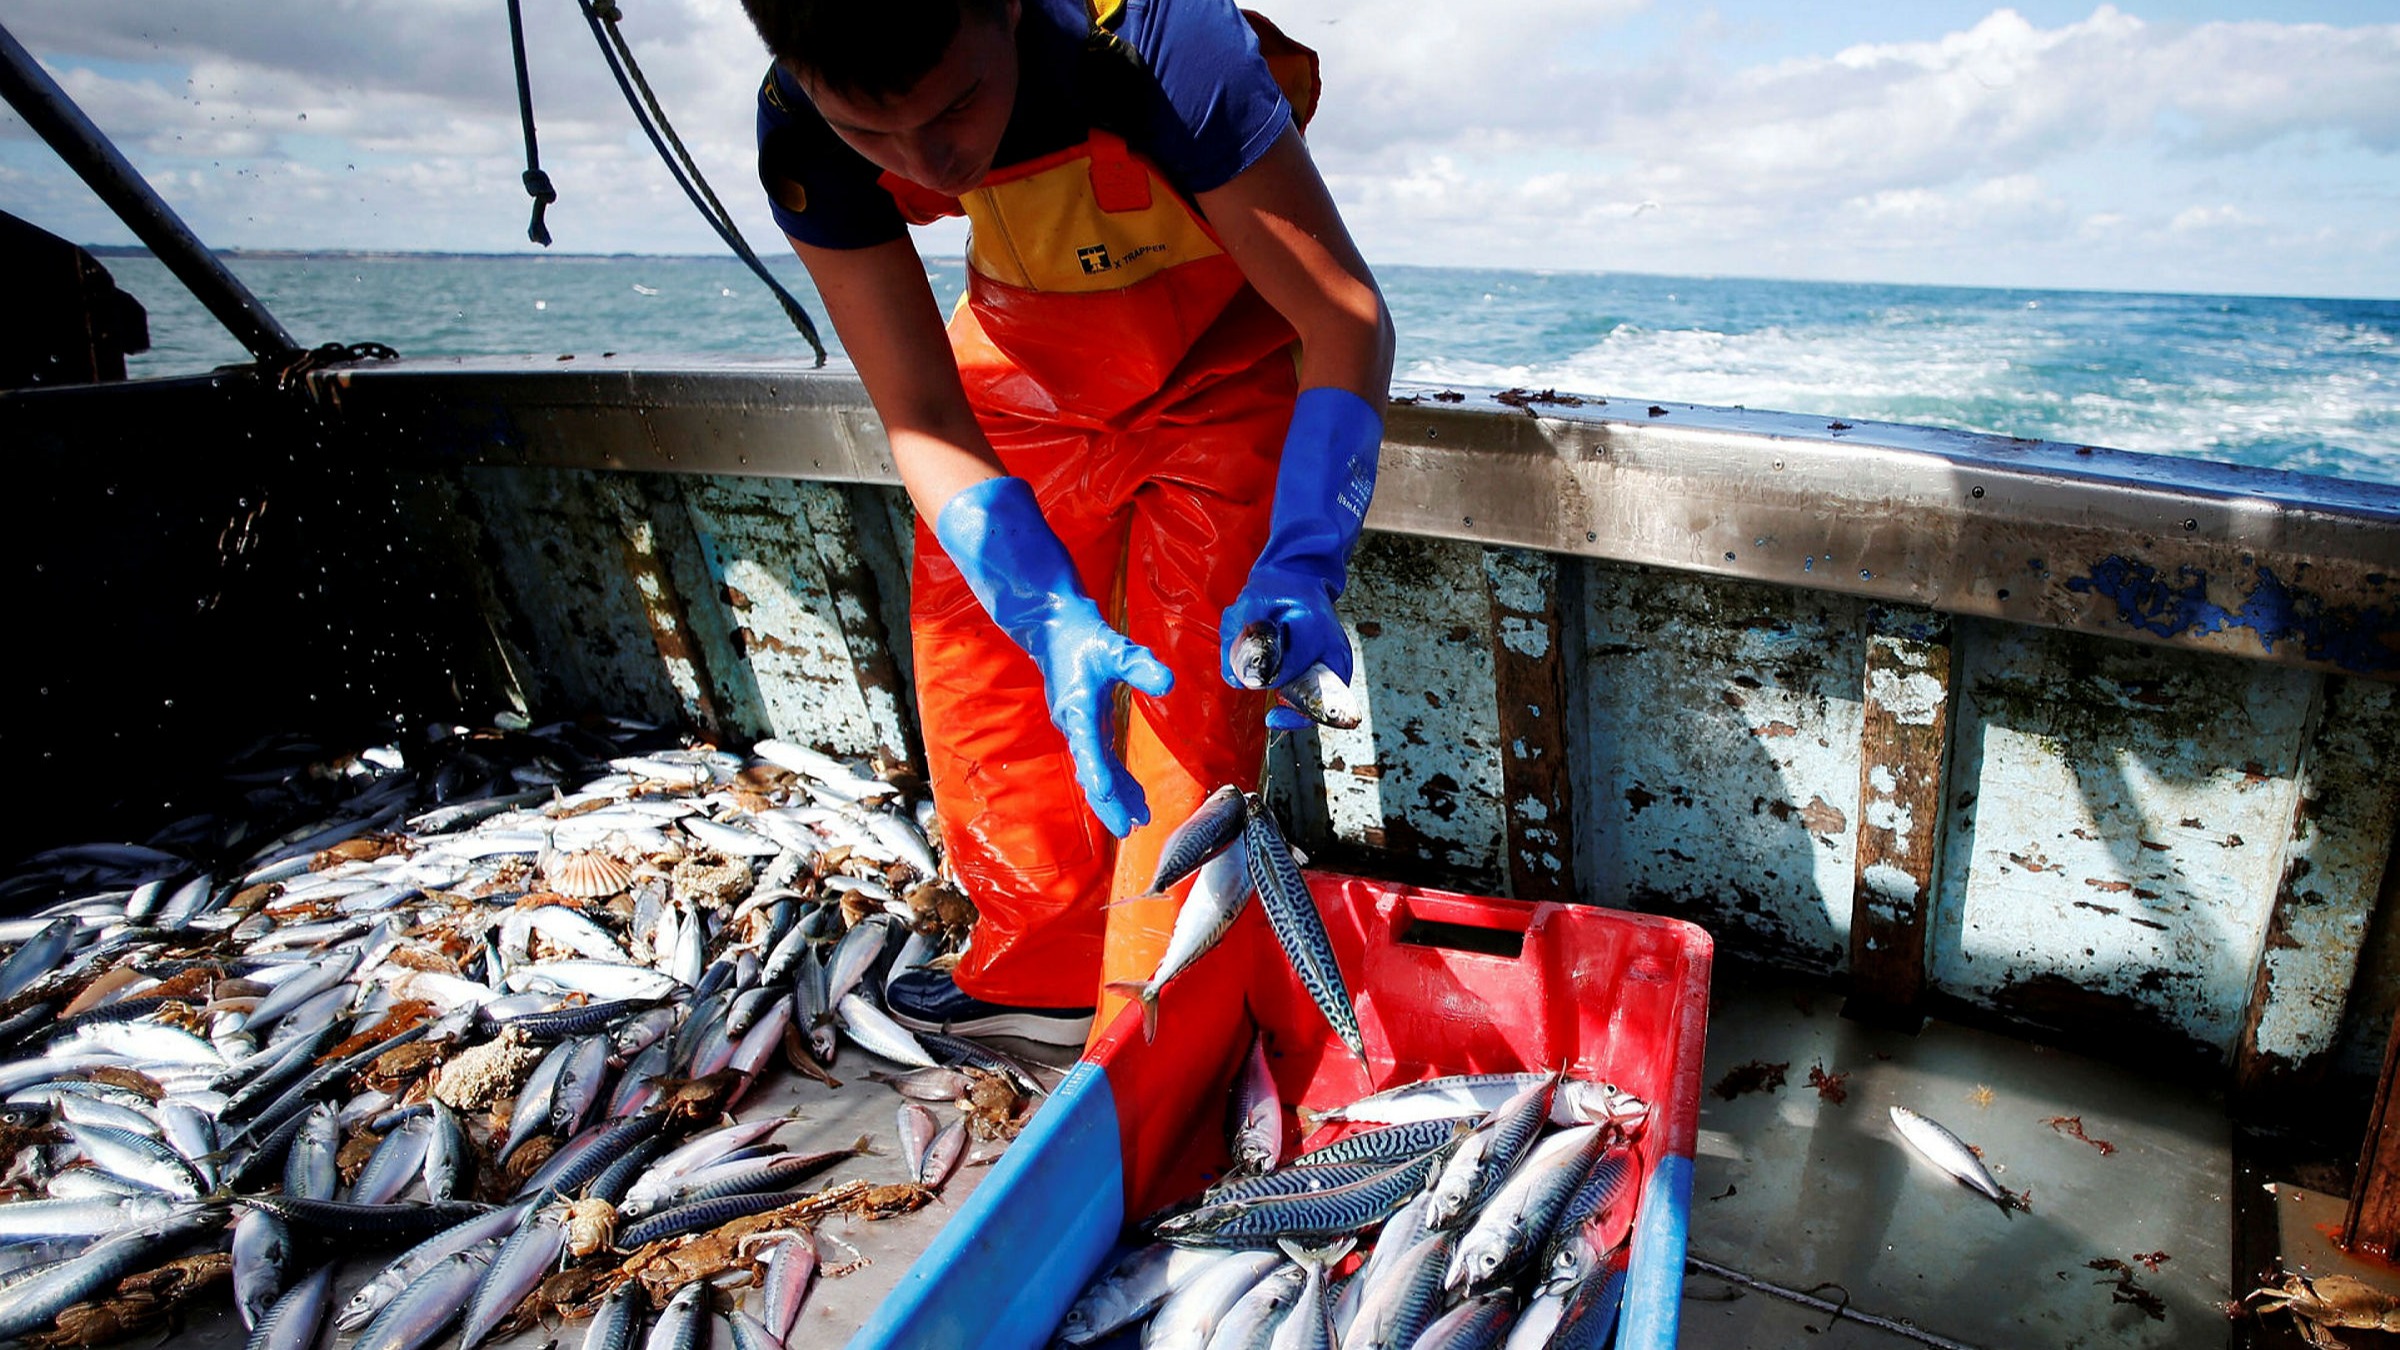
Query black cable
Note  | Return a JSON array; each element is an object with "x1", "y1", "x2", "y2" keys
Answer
[
  {"x1": 574, "y1": 0, "x2": 827, "y2": 364},
  {"x1": 504, "y1": 0, "x2": 556, "y2": 246}
]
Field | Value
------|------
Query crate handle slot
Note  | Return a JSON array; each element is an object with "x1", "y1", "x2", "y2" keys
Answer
[{"x1": 1396, "y1": 916, "x2": 1527, "y2": 959}]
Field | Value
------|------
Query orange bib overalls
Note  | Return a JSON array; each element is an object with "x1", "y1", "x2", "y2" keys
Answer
[{"x1": 897, "y1": 6, "x2": 1319, "y2": 1037}]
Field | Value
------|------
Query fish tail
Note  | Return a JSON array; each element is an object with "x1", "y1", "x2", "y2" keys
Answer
[
  {"x1": 1103, "y1": 981, "x2": 1158, "y2": 1043},
  {"x1": 850, "y1": 1133, "x2": 878, "y2": 1156},
  {"x1": 1276, "y1": 1235, "x2": 1356, "y2": 1268}
]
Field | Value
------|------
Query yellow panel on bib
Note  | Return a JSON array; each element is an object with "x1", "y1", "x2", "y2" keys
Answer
[{"x1": 962, "y1": 158, "x2": 1223, "y2": 295}]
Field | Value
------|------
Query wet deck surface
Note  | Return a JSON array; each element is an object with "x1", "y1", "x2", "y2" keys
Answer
[{"x1": 1681, "y1": 973, "x2": 2234, "y2": 1349}]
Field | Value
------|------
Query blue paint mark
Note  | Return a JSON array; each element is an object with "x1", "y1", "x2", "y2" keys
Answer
[{"x1": 2067, "y1": 556, "x2": 2398, "y2": 676}]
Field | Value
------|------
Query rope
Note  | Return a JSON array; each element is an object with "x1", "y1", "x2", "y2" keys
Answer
[
  {"x1": 575, "y1": 0, "x2": 828, "y2": 365},
  {"x1": 504, "y1": 0, "x2": 556, "y2": 246}
]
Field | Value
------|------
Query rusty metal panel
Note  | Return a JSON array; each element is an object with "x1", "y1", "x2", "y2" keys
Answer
[
  {"x1": 1299, "y1": 533, "x2": 1505, "y2": 882},
  {"x1": 2237, "y1": 677, "x2": 2400, "y2": 1089},
  {"x1": 794, "y1": 484, "x2": 919, "y2": 765},
  {"x1": 1932, "y1": 622, "x2": 2316, "y2": 1059},
  {"x1": 675, "y1": 476, "x2": 896, "y2": 759},
  {"x1": 1847, "y1": 606, "x2": 1958, "y2": 1017},
  {"x1": 1576, "y1": 562, "x2": 1867, "y2": 971},
  {"x1": 1482, "y1": 546, "x2": 1575, "y2": 902},
  {"x1": 585, "y1": 474, "x2": 727, "y2": 740},
  {"x1": 453, "y1": 465, "x2": 681, "y2": 723},
  {"x1": 320, "y1": 361, "x2": 2400, "y2": 684}
]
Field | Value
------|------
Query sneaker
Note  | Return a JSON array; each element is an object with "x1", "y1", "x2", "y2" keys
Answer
[{"x1": 884, "y1": 967, "x2": 1093, "y2": 1046}]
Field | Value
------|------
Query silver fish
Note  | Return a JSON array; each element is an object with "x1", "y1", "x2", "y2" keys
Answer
[
  {"x1": 1274, "y1": 662, "x2": 1363, "y2": 730},
  {"x1": 897, "y1": 1102, "x2": 938, "y2": 1180},
  {"x1": 1232, "y1": 620, "x2": 1284, "y2": 690},
  {"x1": 1268, "y1": 1237, "x2": 1351, "y2": 1350},
  {"x1": 1425, "y1": 1073, "x2": 1557, "y2": 1231},
  {"x1": 458, "y1": 1201, "x2": 566, "y2": 1350},
  {"x1": 349, "y1": 1115, "x2": 432, "y2": 1206},
  {"x1": 245, "y1": 1261, "x2": 333, "y2": 1350},
  {"x1": 760, "y1": 1229, "x2": 818, "y2": 1343},
  {"x1": 231, "y1": 1205, "x2": 294, "y2": 1329},
  {"x1": 917, "y1": 1116, "x2": 968, "y2": 1190},
  {"x1": 1209, "y1": 1261, "x2": 1309, "y2": 1350},
  {"x1": 0, "y1": 1204, "x2": 220, "y2": 1340},
  {"x1": 1231, "y1": 1025, "x2": 1283, "y2": 1176},
  {"x1": 1052, "y1": 1242, "x2": 1223, "y2": 1346},
  {"x1": 1147, "y1": 1249, "x2": 1284, "y2": 1350},
  {"x1": 1446, "y1": 1123, "x2": 1605, "y2": 1293},
  {"x1": 644, "y1": 1280, "x2": 709, "y2": 1350},
  {"x1": 353, "y1": 1244, "x2": 494, "y2": 1350},
  {"x1": 66, "y1": 1120, "x2": 205, "y2": 1198},
  {"x1": 336, "y1": 1201, "x2": 530, "y2": 1334},
  {"x1": 837, "y1": 992, "x2": 937, "y2": 1068},
  {"x1": 1890, "y1": 1104, "x2": 2010, "y2": 1207},
  {"x1": 1109, "y1": 836, "x2": 1252, "y2": 1042},
  {"x1": 1147, "y1": 785, "x2": 1249, "y2": 895},
  {"x1": 1345, "y1": 1227, "x2": 1455, "y2": 1350},
  {"x1": 1414, "y1": 1291, "x2": 1515, "y2": 1349}
]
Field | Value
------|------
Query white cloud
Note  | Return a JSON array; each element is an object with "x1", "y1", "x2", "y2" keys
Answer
[{"x1": 0, "y1": 2, "x2": 2396, "y2": 294}]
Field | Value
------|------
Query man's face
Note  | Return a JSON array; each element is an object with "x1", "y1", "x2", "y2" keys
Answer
[{"x1": 798, "y1": 2, "x2": 1021, "y2": 198}]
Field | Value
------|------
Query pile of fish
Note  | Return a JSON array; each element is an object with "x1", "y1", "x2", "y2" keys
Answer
[
  {"x1": 1057, "y1": 1061, "x2": 1651, "y2": 1350},
  {"x1": 0, "y1": 718, "x2": 1046, "y2": 1350}
]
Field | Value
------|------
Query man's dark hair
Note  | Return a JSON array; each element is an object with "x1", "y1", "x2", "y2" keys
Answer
[{"x1": 741, "y1": 0, "x2": 1012, "y2": 102}]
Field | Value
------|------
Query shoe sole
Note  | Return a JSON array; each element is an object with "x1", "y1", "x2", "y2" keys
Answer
[{"x1": 889, "y1": 1005, "x2": 1092, "y2": 1047}]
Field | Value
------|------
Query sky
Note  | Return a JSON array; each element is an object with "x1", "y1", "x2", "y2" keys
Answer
[{"x1": 1, "y1": 1, "x2": 2396, "y2": 298}]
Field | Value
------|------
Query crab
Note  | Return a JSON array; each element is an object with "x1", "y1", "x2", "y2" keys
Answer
[{"x1": 2248, "y1": 1272, "x2": 2400, "y2": 1348}]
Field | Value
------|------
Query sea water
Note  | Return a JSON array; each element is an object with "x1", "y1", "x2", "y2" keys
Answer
[{"x1": 105, "y1": 251, "x2": 2400, "y2": 487}]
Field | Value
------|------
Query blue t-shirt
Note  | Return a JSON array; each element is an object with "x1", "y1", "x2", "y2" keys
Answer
[{"x1": 756, "y1": 0, "x2": 1291, "y2": 250}]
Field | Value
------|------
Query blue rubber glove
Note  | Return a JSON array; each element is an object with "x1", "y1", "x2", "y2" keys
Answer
[
  {"x1": 934, "y1": 476, "x2": 1173, "y2": 838},
  {"x1": 1220, "y1": 387, "x2": 1382, "y2": 729}
]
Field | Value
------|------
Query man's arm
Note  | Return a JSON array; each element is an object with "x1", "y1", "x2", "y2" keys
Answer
[
  {"x1": 788, "y1": 235, "x2": 1002, "y2": 520},
  {"x1": 786, "y1": 234, "x2": 1171, "y2": 837},
  {"x1": 1201, "y1": 124, "x2": 1395, "y2": 711},
  {"x1": 1197, "y1": 123, "x2": 1395, "y2": 410}
]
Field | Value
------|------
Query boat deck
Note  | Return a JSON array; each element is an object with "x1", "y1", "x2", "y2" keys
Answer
[{"x1": 1681, "y1": 972, "x2": 2237, "y2": 1349}]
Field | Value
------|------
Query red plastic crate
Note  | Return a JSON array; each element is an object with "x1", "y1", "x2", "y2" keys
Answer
[{"x1": 1088, "y1": 871, "x2": 1713, "y2": 1347}]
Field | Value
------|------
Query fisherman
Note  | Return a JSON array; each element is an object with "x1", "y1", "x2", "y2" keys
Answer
[{"x1": 743, "y1": 0, "x2": 1393, "y2": 1045}]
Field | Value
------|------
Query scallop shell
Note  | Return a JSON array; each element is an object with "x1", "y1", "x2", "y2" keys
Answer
[{"x1": 547, "y1": 850, "x2": 634, "y2": 899}]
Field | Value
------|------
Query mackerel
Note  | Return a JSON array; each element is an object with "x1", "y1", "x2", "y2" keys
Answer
[
  {"x1": 0, "y1": 1203, "x2": 219, "y2": 1341},
  {"x1": 350, "y1": 1114, "x2": 433, "y2": 1205},
  {"x1": 1052, "y1": 1242, "x2": 1223, "y2": 1346},
  {"x1": 64, "y1": 1120, "x2": 205, "y2": 1197},
  {"x1": 1232, "y1": 1026, "x2": 1283, "y2": 1175},
  {"x1": 1538, "y1": 1143, "x2": 1635, "y2": 1291},
  {"x1": 1209, "y1": 1261, "x2": 1309, "y2": 1350},
  {"x1": 1293, "y1": 1118, "x2": 1463, "y2": 1170},
  {"x1": 353, "y1": 1244, "x2": 493, "y2": 1350},
  {"x1": 759, "y1": 1229, "x2": 818, "y2": 1343},
  {"x1": 335, "y1": 1201, "x2": 531, "y2": 1334},
  {"x1": 231, "y1": 1204, "x2": 294, "y2": 1329},
  {"x1": 1412, "y1": 1291, "x2": 1514, "y2": 1349},
  {"x1": 1426, "y1": 1073, "x2": 1558, "y2": 1231},
  {"x1": 1269, "y1": 1237, "x2": 1351, "y2": 1350},
  {"x1": 837, "y1": 992, "x2": 937, "y2": 1068},
  {"x1": 617, "y1": 1190, "x2": 819, "y2": 1248},
  {"x1": 1446, "y1": 1123, "x2": 1606, "y2": 1293},
  {"x1": 245, "y1": 1261, "x2": 333, "y2": 1350},
  {"x1": 1107, "y1": 836, "x2": 1250, "y2": 1043},
  {"x1": 1242, "y1": 798, "x2": 1364, "y2": 1064},
  {"x1": 284, "y1": 1103, "x2": 339, "y2": 1200},
  {"x1": 1155, "y1": 1143, "x2": 1455, "y2": 1245},
  {"x1": 1890, "y1": 1104, "x2": 2011, "y2": 1208},
  {"x1": 582, "y1": 1278, "x2": 647, "y2": 1350},
  {"x1": 1346, "y1": 1228, "x2": 1456, "y2": 1350},
  {"x1": 1145, "y1": 1248, "x2": 1283, "y2": 1350},
  {"x1": 457, "y1": 1201, "x2": 565, "y2": 1350},
  {"x1": 1147, "y1": 784, "x2": 1249, "y2": 894},
  {"x1": 645, "y1": 1280, "x2": 710, "y2": 1350}
]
